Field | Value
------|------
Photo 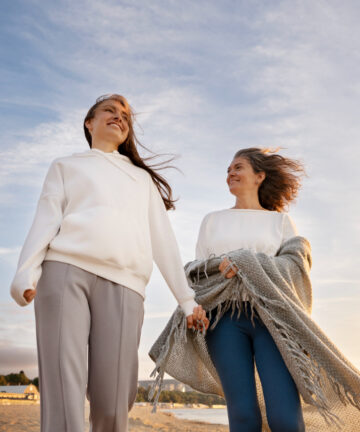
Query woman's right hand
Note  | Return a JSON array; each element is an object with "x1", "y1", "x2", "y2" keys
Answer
[{"x1": 23, "y1": 285, "x2": 36, "y2": 303}]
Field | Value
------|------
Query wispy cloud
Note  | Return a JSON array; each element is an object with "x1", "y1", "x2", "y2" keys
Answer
[{"x1": 2, "y1": 0, "x2": 360, "y2": 379}]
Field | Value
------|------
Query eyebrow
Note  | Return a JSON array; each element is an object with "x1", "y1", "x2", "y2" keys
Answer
[
  {"x1": 227, "y1": 162, "x2": 243, "y2": 171},
  {"x1": 102, "y1": 104, "x2": 128, "y2": 118}
]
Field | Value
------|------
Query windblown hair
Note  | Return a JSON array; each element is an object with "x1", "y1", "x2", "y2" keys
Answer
[
  {"x1": 234, "y1": 147, "x2": 307, "y2": 212},
  {"x1": 83, "y1": 94, "x2": 177, "y2": 210}
]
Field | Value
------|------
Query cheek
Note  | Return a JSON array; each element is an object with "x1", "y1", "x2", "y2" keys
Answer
[
  {"x1": 94, "y1": 115, "x2": 106, "y2": 128},
  {"x1": 123, "y1": 125, "x2": 130, "y2": 138},
  {"x1": 230, "y1": 172, "x2": 245, "y2": 181}
]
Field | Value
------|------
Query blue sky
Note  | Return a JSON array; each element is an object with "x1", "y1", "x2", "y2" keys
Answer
[{"x1": 1, "y1": 0, "x2": 360, "y2": 381}]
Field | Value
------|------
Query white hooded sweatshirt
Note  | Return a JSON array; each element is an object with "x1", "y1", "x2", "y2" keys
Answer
[{"x1": 10, "y1": 147, "x2": 197, "y2": 316}]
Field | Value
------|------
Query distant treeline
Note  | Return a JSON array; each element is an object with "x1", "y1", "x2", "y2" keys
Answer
[
  {"x1": 2, "y1": 373, "x2": 225, "y2": 406},
  {"x1": 136, "y1": 386, "x2": 225, "y2": 406},
  {"x1": 0, "y1": 371, "x2": 38, "y2": 389}
]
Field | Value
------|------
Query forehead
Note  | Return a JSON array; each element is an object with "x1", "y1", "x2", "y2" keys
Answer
[
  {"x1": 228, "y1": 156, "x2": 249, "y2": 168},
  {"x1": 98, "y1": 99, "x2": 129, "y2": 114}
]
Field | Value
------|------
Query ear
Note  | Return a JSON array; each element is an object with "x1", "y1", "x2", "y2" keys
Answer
[
  {"x1": 257, "y1": 171, "x2": 266, "y2": 184},
  {"x1": 85, "y1": 119, "x2": 92, "y2": 133}
]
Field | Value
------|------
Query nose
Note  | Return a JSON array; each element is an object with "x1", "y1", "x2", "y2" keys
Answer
[{"x1": 112, "y1": 113, "x2": 124, "y2": 129}]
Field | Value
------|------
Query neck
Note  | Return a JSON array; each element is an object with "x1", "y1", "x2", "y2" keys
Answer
[
  {"x1": 233, "y1": 193, "x2": 264, "y2": 210},
  {"x1": 91, "y1": 139, "x2": 120, "y2": 153}
]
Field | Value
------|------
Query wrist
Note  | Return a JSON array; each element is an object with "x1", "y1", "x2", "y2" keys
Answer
[{"x1": 181, "y1": 298, "x2": 198, "y2": 317}]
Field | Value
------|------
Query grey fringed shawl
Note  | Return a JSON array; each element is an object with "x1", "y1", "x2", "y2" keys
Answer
[{"x1": 148, "y1": 236, "x2": 360, "y2": 431}]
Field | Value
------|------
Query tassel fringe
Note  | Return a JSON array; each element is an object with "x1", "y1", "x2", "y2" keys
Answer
[{"x1": 148, "y1": 255, "x2": 360, "y2": 430}]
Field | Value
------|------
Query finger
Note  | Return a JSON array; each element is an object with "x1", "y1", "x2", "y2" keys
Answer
[
  {"x1": 192, "y1": 308, "x2": 198, "y2": 324},
  {"x1": 187, "y1": 315, "x2": 193, "y2": 329},
  {"x1": 201, "y1": 310, "x2": 206, "y2": 322},
  {"x1": 226, "y1": 269, "x2": 236, "y2": 278},
  {"x1": 200, "y1": 311, "x2": 207, "y2": 331},
  {"x1": 219, "y1": 258, "x2": 227, "y2": 272},
  {"x1": 23, "y1": 290, "x2": 31, "y2": 302},
  {"x1": 203, "y1": 317, "x2": 210, "y2": 330}
]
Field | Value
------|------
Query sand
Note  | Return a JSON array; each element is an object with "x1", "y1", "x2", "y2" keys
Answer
[{"x1": 0, "y1": 403, "x2": 228, "y2": 431}]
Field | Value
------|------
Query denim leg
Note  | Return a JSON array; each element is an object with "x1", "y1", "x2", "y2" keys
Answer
[
  {"x1": 252, "y1": 317, "x2": 306, "y2": 432},
  {"x1": 205, "y1": 308, "x2": 262, "y2": 432}
]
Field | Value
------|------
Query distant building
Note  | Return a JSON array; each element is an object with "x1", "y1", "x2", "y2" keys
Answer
[
  {"x1": 138, "y1": 379, "x2": 193, "y2": 392},
  {"x1": 0, "y1": 384, "x2": 40, "y2": 401}
]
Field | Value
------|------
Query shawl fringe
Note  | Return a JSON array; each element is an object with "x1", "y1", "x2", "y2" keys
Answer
[{"x1": 148, "y1": 240, "x2": 360, "y2": 430}]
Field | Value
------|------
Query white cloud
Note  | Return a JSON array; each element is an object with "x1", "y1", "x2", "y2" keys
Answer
[
  {"x1": 0, "y1": 247, "x2": 21, "y2": 256},
  {"x1": 2, "y1": 0, "x2": 360, "y2": 381}
]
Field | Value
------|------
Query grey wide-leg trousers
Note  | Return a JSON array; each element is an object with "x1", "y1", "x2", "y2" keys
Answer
[{"x1": 34, "y1": 260, "x2": 144, "y2": 432}]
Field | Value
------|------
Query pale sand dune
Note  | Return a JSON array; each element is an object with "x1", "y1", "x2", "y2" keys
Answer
[{"x1": 0, "y1": 404, "x2": 228, "y2": 431}]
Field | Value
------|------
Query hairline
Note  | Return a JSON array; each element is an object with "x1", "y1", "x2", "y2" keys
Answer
[
  {"x1": 97, "y1": 100, "x2": 129, "y2": 118},
  {"x1": 227, "y1": 156, "x2": 247, "y2": 172}
]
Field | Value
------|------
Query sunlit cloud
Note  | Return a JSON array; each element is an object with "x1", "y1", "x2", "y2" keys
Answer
[{"x1": 1, "y1": 0, "x2": 360, "y2": 380}]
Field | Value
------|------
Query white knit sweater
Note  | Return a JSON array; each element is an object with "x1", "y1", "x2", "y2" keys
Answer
[
  {"x1": 195, "y1": 208, "x2": 298, "y2": 301},
  {"x1": 10, "y1": 148, "x2": 197, "y2": 316}
]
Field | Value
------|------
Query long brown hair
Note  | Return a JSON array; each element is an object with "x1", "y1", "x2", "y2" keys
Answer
[
  {"x1": 83, "y1": 94, "x2": 177, "y2": 210},
  {"x1": 234, "y1": 147, "x2": 307, "y2": 212}
]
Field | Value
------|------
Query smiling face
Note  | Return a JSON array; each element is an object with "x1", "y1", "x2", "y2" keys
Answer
[
  {"x1": 226, "y1": 156, "x2": 265, "y2": 196},
  {"x1": 85, "y1": 99, "x2": 130, "y2": 147}
]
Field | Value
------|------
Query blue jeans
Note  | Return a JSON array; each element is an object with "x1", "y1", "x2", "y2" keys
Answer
[{"x1": 205, "y1": 302, "x2": 305, "y2": 432}]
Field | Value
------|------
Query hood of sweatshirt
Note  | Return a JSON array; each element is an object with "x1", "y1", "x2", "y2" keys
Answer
[{"x1": 72, "y1": 147, "x2": 137, "y2": 181}]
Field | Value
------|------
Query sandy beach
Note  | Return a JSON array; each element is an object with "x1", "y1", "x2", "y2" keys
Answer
[{"x1": 0, "y1": 402, "x2": 228, "y2": 431}]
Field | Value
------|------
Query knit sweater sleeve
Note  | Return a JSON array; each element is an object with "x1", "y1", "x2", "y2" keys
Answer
[
  {"x1": 148, "y1": 178, "x2": 198, "y2": 317},
  {"x1": 281, "y1": 213, "x2": 298, "y2": 244},
  {"x1": 10, "y1": 159, "x2": 66, "y2": 306}
]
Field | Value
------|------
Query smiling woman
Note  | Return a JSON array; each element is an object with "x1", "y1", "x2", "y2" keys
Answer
[
  {"x1": 83, "y1": 94, "x2": 177, "y2": 210},
  {"x1": 9, "y1": 93, "x2": 208, "y2": 432}
]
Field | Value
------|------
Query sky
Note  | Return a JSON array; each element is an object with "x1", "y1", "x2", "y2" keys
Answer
[{"x1": 1, "y1": 0, "x2": 360, "y2": 382}]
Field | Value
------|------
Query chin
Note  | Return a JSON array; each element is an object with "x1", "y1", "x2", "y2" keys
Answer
[
  {"x1": 107, "y1": 131, "x2": 125, "y2": 143},
  {"x1": 229, "y1": 185, "x2": 243, "y2": 195},
  {"x1": 228, "y1": 187, "x2": 237, "y2": 195}
]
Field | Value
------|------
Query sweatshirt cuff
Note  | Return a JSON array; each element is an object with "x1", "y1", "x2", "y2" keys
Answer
[
  {"x1": 11, "y1": 287, "x2": 31, "y2": 307},
  {"x1": 180, "y1": 298, "x2": 198, "y2": 317},
  {"x1": 10, "y1": 274, "x2": 32, "y2": 307}
]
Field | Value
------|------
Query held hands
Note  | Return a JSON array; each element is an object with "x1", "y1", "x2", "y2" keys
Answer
[
  {"x1": 186, "y1": 305, "x2": 209, "y2": 331},
  {"x1": 219, "y1": 257, "x2": 238, "y2": 279}
]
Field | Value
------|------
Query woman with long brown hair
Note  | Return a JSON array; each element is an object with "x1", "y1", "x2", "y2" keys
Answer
[
  {"x1": 9, "y1": 93, "x2": 208, "y2": 432},
  {"x1": 196, "y1": 147, "x2": 306, "y2": 431}
]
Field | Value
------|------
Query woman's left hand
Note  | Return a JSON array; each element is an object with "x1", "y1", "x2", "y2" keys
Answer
[
  {"x1": 186, "y1": 305, "x2": 209, "y2": 331},
  {"x1": 219, "y1": 257, "x2": 238, "y2": 278}
]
